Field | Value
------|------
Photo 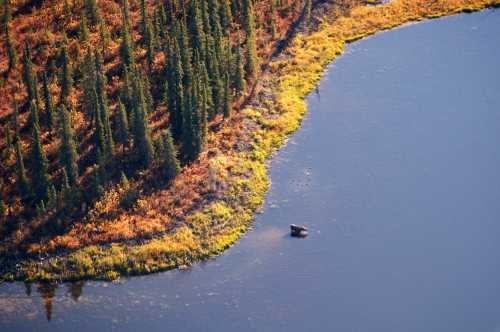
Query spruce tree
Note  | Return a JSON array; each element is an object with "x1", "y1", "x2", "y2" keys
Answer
[
  {"x1": 119, "y1": 0, "x2": 134, "y2": 69},
  {"x1": 219, "y1": 0, "x2": 233, "y2": 30},
  {"x1": 170, "y1": 41, "x2": 185, "y2": 138},
  {"x1": 131, "y1": 75, "x2": 154, "y2": 168},
  {"x1": 15, "y1": 139, "x2": 30, "y2": 199},
  {"x1": 2, "y1": 0, "x2": 11, "y2": 27},
  {"x1": 188, "y1": 0, "x2": 206, "y2": 58},
  {"x1": 242, "y1": 0, "x2": 258, "y2": 80},
  {"x1": 85, "y1": 0, "x2": 100, "y2": 25},
  {"x1": 60, "y1": 45, "x2": 73, "y2": 103},
  {"x1": 28, "y1": 99, "x2": 39, "y2": 130},
  {"x1": 58, "y1": 105, "x2": 79, "y2": 186},
  {"x1": 81, "y1": 50, "x2": 97, "y2": 123},
  {"x1": 22, "y1": 43, "x2": 36, "y2": 102},
  {"x1": 28, "y1": 125, "x2": 50, "y2": 203},
  {"x1": 161, "y1": 129, "x2": 181, "y2": 181},
  {"x1": 0, "y1": 198, "x2": 7, "y2": 223},
  {"x1": 95, "y1": 50, "x2": 114, "y2": 157},
  {"x1": 79, "y1": 15, "x2": 90, "y2": 42},
  {"x1": 223, "y1": 72, "x2": 232, "y2": 118},
  {"x1": 63, "y1": 0, "x2": 71, "y2": 16},
  {"x1": 5, "y1": 19, "x2": 16, "y2": 71},
  {"x1": 234, "y1": 32, "x2": 247, "y2": 96},
  {"x1": 206, "y1": 43, "x2": 224, "y2": 117},
  {"x1": 42, "y1": 73, "x2": 55, "y2": 131},
  {"x1": 303, "y1": 0, "x2": 312, "y2": 26},
  {"x1": 114, "y1": 98, "x2": 129, "y2": 151}
]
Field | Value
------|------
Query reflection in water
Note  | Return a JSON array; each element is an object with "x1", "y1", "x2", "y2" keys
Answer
[
  {"x1": 36, "y1": 283, "x2": 58, "y2": 321},
  {"x1": 23, "y1": 282, "x2": 31, "y2": 297},
  {"x1": 67, "y1": 281, "x2": 85, "y2": 302}
]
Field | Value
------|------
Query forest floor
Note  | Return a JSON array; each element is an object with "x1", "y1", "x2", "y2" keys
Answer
[{"x1": 2, "y1": 0, "x2": 498, "y2": 281}]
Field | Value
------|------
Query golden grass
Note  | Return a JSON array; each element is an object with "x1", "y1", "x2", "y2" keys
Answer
[{"x1": 3, "y1": 0, "x2": 498, "y2": 281}]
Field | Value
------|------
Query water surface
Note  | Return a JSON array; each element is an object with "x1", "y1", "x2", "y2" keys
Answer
[{"x1": 1, "y1": 9, "x2": 500, "y2": 332}]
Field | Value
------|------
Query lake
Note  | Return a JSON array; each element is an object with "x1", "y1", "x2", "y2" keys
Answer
[{"x1": 1, "y1": 9, "x2": 500, "y2": 332}]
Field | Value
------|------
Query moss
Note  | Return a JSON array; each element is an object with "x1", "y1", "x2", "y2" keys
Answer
[{"x1": 2, "y1": 0, "x2": 498, "y2": 282}]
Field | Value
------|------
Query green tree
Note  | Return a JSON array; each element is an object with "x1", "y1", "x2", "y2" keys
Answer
[
  {"x1": 22, "y1": 43, "x2": 36, "y2": 102},
  {"x1": 28, "y1": 99, "x2": 39, "y2": 130},
  {"x1": 219, "y1": 0, "x2": 232, "y2": 30},
  {"x1": 42, "y1": 73, "x2": 55, "y2": 130},
  {"x1": 114, "y1": 98, "x2": 129, "y2": 151},
  {"x1": 95, "y1": 50, "x2": 114, "y2": 157},
  {"x1": 223, "y1": 73, "x2": 232, "y2": 118},
  {"x1": 5, "y1": 19, "x2": 16, "y2": 71},
  {"x1": 58, "y1": 105, "x2": 79, "y2": 186},
  {"x1": 79, "y1": 15, "x2": 90, "y2": 42},
  {"x1": 131, "y1": 75, "x2": 154, "y2": 168},
  {"x1": 85, "y1": 0, "x2": 100, "y2": 24},
  {"x1": 14, "y1": 138, "x2": 30, "y2": 199},
  {"x1": 160, "y1": 129, "x2": 181, "y2": 181},
  {"x1": 234, "y1": 32, "x2": 246, "y2": 95},
  {"x1": 303, "y1": 0, "x2": 312, "y2": 25},
  {"x1": 60, "y1": 45, "x2": 73, "y2": 102},
  {"x1": 28, "y1": 125, "x2": 50, "y2": 203},
  {"x1": 242, "y1": 0, "x2": 258, "y2": 80},
  {"x1": 119, "y1": 0, "x2": 134, "y2": 69}
]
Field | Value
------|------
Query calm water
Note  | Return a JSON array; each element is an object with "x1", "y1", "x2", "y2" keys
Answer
[{"x1": 1, "y1": 10, "x2": 500, "y2": 332}]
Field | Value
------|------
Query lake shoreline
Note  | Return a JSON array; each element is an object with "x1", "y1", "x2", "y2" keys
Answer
[{"x1": 2, "y1": 0, "x2": 498, "y2": 282}]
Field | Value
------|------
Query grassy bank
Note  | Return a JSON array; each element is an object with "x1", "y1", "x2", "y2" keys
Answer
[{"x1": 2, "y1": 0, "x2": 498, "y2": 281}]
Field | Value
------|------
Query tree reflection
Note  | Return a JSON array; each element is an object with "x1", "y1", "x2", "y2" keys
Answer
[
  {"x1": 36, "y1": 282, "x2": 58, "y2": 321},
  {"x1": 23, "y1": 282, "x2": 32, "y2": 296},
  {"x1": 67, "y1": 281, "x2": 85, "y2": 302}
]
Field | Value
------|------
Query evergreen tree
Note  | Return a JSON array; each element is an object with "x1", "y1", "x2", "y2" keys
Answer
[
  {"x1": 223, "y1": 72, "x2": 232, "y2": 118},
  {"x1": 145, "y1": 19, "x2": 155, "y2": 67},
  {"x1": 160, "y1": 129, "x2": 181, "y2": 180},
  {"x1": 63, "y1": 0, "x2": 71, "y2": 16},
  {"x1": 131, "y1": 75, "x2": 154, "y2": 168},
  {"x1": 60, "y1": 45, "x2": 73, "y2": 102},
  {"x1": 206, "y1": 42, "x2": 224, "y2": 117},
  {"x1": 42, "y1": 73, "x2": 55, "y2": 130},
  {"x1": 79, "y1": 15, "x2": 90, "y2": 42},
  {"x1": 14, "y1": 138, "x2": 30, "y2": 199},
  {"x1": 28, "y1": 99, "x2": 39, "y2": 130},
  {"x1": 93, "y1": 90, "x2": 107, "y2": 160},
  {"x1": 4, "y1": 124, "x2": 12, "y2": 157},
  {"x1": 22, "y1": 43, "x2": 36, "y2": 102},
  {"x1": 119, "y1": 0, "x2": 134, "y2": 69},
  {"x1": 114, "y1": 98, "x2": 129, "y2": 151},
  {"x1": 170, "y1": 40, "x2": 185, "y2": 138},
  {"x1": 28, "y1": 125, "x2": 50, "y2": 203},
  {"x1": 81, "y1": 50, "x2": 98, "y2": 123},
  {"x1": 242, "y1": 0, "x2": 258, "y2": 80},
  {"x1": 233, "y1": 32, "x2": 247, "y2": 95},
  {"x1": 89, "y1": 166, "x2": 104, "y2": 201},
  {"x1": 95, "y1": 50, "x2": 114, "y2": 157},
  {"x1": 188, "y1": 0, "x2": 206, "y2": 57},
  {"x1": 85, "y1": 0, "x2": 100, "y2": 25},
  {"x1": 2, "y1": 0, "x2": 11, "y2": 27},
  {"x1": 58, "y1": 105, "x2": 79, "y2": 186},
  {"x1": 303, "y1": 0, "x2": 312, "y2": 25},
  {"x1": 0, "y1": 198, "x2": 7, "y2": 223},
  {"x1": 5, "y1": 19, "x2": 16, "y2": 71},
  {"x1": 219, "y1": 0, "x2": 233, "y2": 30}
]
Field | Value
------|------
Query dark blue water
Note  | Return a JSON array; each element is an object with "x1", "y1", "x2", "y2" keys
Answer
[{"x1": 1, "y1": 9, "x2": 500, "y2": 332}]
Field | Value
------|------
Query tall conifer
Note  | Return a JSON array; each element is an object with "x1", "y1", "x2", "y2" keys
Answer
[{"x1": 58, "y1": 105, "x2": 79, "y2": 186}]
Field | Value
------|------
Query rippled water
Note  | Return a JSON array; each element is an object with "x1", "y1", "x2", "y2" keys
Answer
[{"x1": 1, "y1": 9, "x2": 500, "y2": 332}]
